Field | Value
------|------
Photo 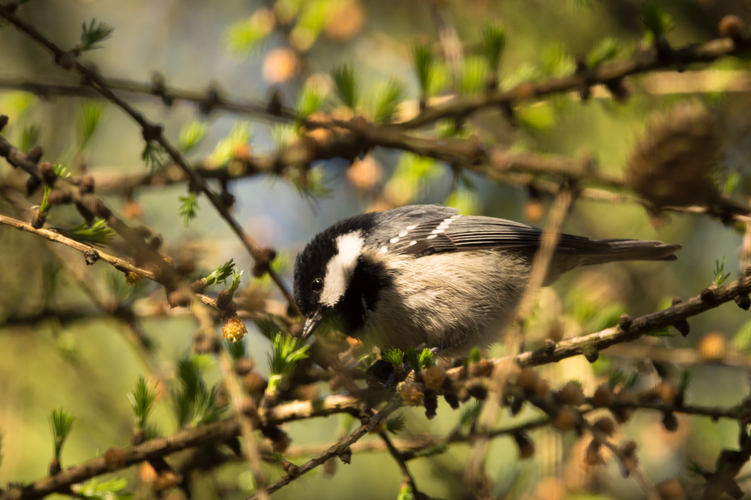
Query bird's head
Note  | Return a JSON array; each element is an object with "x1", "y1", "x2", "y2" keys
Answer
[{"x1": 294, "y1": 219, "x2": 373, "y2": 339}]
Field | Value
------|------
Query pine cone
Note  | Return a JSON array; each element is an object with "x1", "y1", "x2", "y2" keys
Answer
[{"x1": 627, "y1": 102, "x2": 721, "y2": 210}]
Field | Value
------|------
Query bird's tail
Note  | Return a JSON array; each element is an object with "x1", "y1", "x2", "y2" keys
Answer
[{"x1": 576, "y1": 239, "x2": 681, "y2": 266}]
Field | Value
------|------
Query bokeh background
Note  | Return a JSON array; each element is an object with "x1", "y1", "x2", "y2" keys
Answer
[{"x1": 3, "y1": 0, "x2": 751, "y2": 498}]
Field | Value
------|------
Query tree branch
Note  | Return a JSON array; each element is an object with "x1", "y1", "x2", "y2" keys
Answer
[{"x1": 400, "y1": 35, "x2": 750, "y2": 129}]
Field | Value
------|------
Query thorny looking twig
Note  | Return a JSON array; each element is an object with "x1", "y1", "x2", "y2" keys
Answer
[
  {"x1": 0, "y1": 212, "x2": 224, "y2": 309},
  {"x1": 3, "y1": 170, "x2": 161, "y2": 376}
]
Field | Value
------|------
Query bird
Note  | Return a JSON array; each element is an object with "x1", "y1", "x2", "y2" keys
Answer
[{"x1": 293, "y1": 205, "x2": 680, "y2": 357}]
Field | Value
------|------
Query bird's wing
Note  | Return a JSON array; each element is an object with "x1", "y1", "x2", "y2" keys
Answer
[{"x1": 375, "y1": 214, "x2": 609, "y2": 257}]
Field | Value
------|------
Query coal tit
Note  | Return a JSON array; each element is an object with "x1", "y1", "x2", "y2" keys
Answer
[{"x1": 293, "y1": 205, "x2": 679, "y2": 356}]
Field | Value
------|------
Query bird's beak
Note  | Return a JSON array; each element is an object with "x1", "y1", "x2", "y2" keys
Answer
[{"x1": 301, "y1": 309, "x2": 323, "y2": 340}]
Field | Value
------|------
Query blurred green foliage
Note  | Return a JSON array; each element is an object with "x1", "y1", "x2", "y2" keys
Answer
[{"x1": 2, "y1": 0, "x2": 751, "y2": 499}]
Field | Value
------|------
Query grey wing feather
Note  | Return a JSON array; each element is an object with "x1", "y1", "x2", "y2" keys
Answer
[{"x1": 377, "y1": 213, "x2": 679, "y2": 261}]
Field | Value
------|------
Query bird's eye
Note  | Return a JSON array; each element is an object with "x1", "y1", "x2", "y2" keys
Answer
[{"x1": 311, "y1": 278, "x2": 323, "y2": 292}]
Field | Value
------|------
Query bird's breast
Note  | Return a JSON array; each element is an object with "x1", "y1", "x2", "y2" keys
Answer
[{"x1": 361, "y1": 249, "x2": 531, "y2": 355}]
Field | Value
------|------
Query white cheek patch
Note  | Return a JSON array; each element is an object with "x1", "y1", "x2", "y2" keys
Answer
[{"x1": 320, "y1": 231, "x2": 365, "y2": 307}]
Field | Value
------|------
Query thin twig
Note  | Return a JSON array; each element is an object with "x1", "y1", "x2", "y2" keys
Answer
[
  {"x1": 604, "y1": 343, "x2": 751, "y2": 368},
  {"x1": 0, "y1": 212, "x2": 222, "y2": 309},
  {"x1": 584, "y1": 421, "x2": 660, "y2": 500},
  {"x1": 463, "y1": 183, "x2": 576, "y2": 492},
  {"x1": 254, "y1": 397, "x2": 403, "y2": 498},
  {"x1": 0, "y1": 77, "x2": 290, "y2": 121},
  {"x1": 0, "y1": 212, "x2": 154, "y2": 280},
  {"x1": 378, "y1": 431, "x2": 424, "y2": 498}
]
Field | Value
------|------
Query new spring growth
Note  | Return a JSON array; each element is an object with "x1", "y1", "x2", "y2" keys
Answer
[
  {"x1": 178, "y1": 120, "x2": 207, "y2": 154},
  {"x1": 372, "y1": 77, "x2": 405, "y2": 124},
  {"x1": 266, "y1": 333, "x2": 309, "y2": 396},
  {"x1": 385, "y1": 414, "x2": 406, "y2": 434},
  {"x1": 331, "y1": 63, "x2": 359, "y2": 111},
  {"x1": 382, "y1": 348, "x2": 405, "y2": 369},
  {"x1": 402, "y1": 346, "x2": 435, "y2": 375},
  {"x1": 296, "y1": 82, "x2": 326, "y2": 121},
  {"x1": 63, "y1": 219, "x2": 116, "y2": 247},
  {"x1": 459, "y1": 56, "x2": 490, "y2": 96},
  {"x1": 128, "y1": 376, "x2": 157, "y2": 432},
  {"x1": 196, "y1": 259, "x2": 236, "y2": 291},
  {"x1": 460, "y1": 400, "x2": 484, "y2": 428},
  {"x1": 227, "y1": 340, "x2": 249, "y2": 372},
  {"x1": 21, "y1": 125, "x2": 41, "y2": 156},
  {"x1": 713, "y1": 256, "x2": 731, "y2": 286},
  {"x1": 178, "y1": 193, "x2": 199, "y2": 227},
  {"x1": 50, "y1": 406, "x2": 74, "y2": 471},
  {"x1": 141, "y1": 140, "x2": 166, "y2": 170},
  {"x1": 172, "y1": 357, "x2": 224, "y2": 427},
  {"x1": 228, "y1": 266, "x2": 243, "y2": 294},
  {"x1": 77, "y1": 101, "x2": 107, "y2": 150},
  {"x1": 640, "y1": 2, "x2": 674, "y2": 39},
  {"x1": 38, "y1": 164, "x2": 71, "y2": 215},
  {"x1": 382, "y1": 348, "x2": 407, "y2": 379},
  {"x1": 405, "y1": 347, "x2": 421, "y2": 374},
  {"x1": 586, "y1": 38, "x2": 621, "y2": 68},
  {"x1": 412, "y1": 42, "x2": 434, "y2": 105},
  {"x1": 192, "y1": 384, "x2": 224, "y2": 427},
  {"x1": 79, "y1": 18, "x2": 114, "y2": 51},
  {"x1": 608, "y1": 369, "x2": 639, "y2": 392},
  {"x1": 641, "y1": 1, "x2": 674, "y2": 59},
  {"x1": 397, "y1": 483, "x2": 414, "y2": 500},
  {"x1": 482, "y1": 22, "x2": 507, "y2": 88}
]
